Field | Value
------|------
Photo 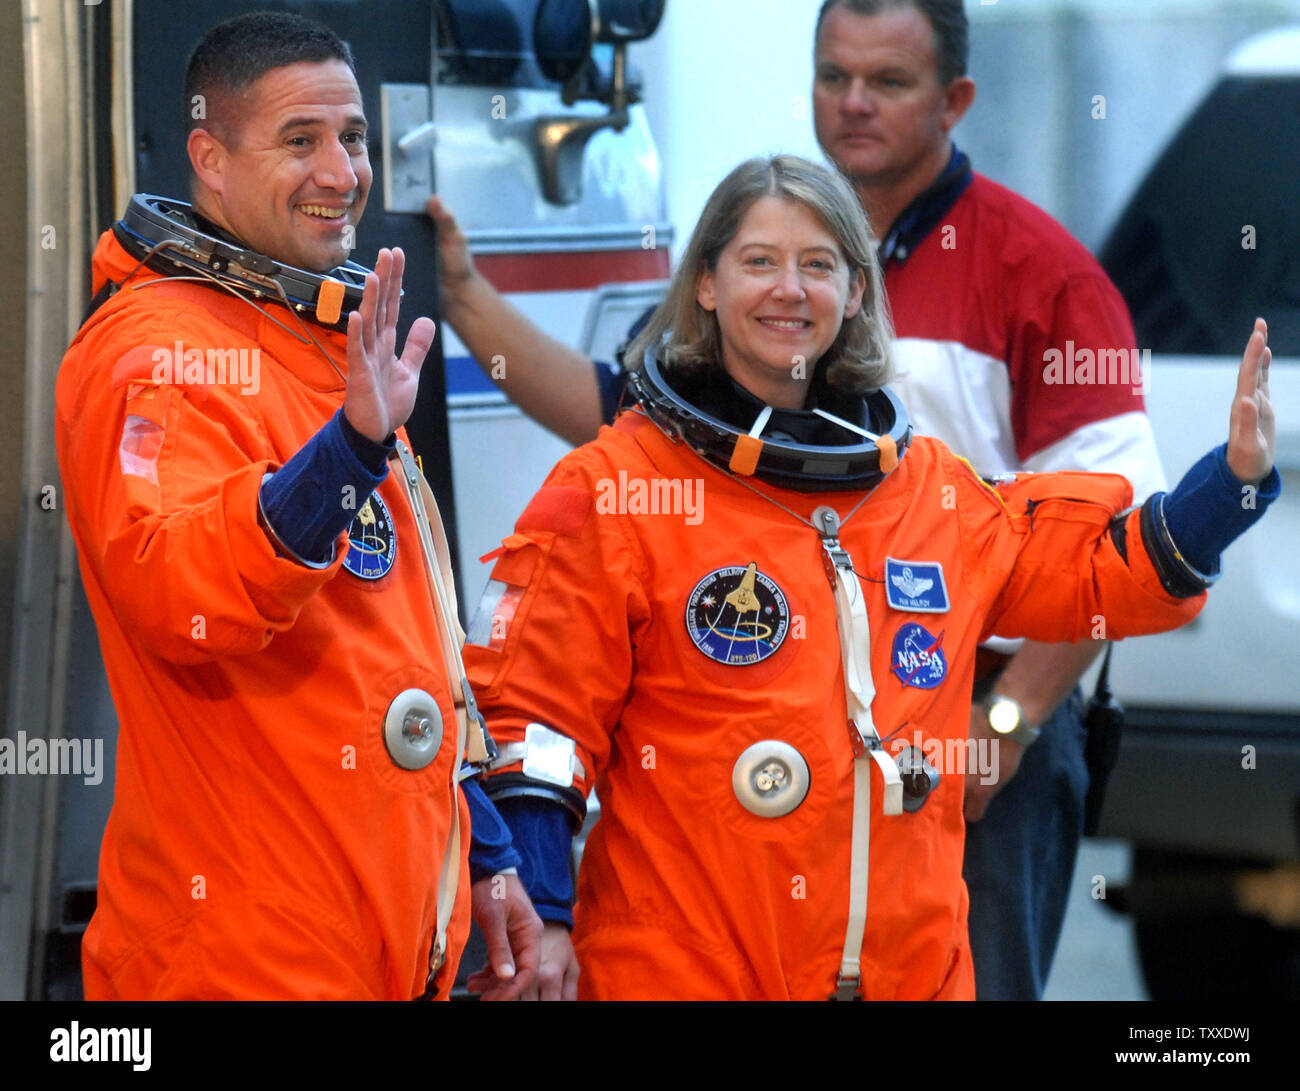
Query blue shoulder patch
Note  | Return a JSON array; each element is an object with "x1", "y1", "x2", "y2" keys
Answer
[{"x1": 885, "y1": 557, "x2": 949, "y2": 613}]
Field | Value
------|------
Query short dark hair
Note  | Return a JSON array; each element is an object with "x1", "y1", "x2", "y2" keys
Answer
[
  {"x1": 815, "y1": 0, "x2": 968, "y2": 86},
  {"x1": 184, "y1": 11, "x2": 357, "y2": 139}
]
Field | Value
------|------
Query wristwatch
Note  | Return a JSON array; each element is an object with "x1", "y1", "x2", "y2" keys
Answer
[{"x1": 983, "y1": 694, "x2": 1040, "y2": 747}]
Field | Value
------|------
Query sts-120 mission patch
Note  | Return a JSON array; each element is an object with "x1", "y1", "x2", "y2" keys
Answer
[
  {"x1": 343, "y1": 492, "x2": 396, "y2": 580},
  {"x1": 685, "y1": 562, "x2": 790, "y2": 666}
]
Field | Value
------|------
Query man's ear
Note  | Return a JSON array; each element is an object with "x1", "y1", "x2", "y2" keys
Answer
[
  {"x1": 696, "y1": 269, "x2": 717, "y2": 312},
  {"x1": 940, "y1": 76, "x2": 976, "y2": 133},
  {"x1": 187, "y1": 128, "x2": 227, "y2": 197}
]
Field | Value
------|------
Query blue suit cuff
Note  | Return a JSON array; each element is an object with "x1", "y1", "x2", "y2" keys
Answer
[
  {"x1": 258, "y1": 409, "x2": 388, "y2": 563},
  {"x1": 464, "y1": 777, "x2": 523, "y2": 883},
  {"x1": 1161, "y1": 443, "x2": 1279, "y2": 573},
  {"x1": 494, "y1": 796, "x2": 575, "y2": 929}
]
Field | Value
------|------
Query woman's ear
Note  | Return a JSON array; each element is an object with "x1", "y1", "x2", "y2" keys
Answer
[
  {"x1": 696, "y1": 269, "x2": 717, "y2": 312},
  {"x1": 844, "y1": 268, "x2": 866, "y2": 319}
]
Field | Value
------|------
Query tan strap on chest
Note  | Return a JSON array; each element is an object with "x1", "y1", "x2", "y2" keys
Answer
[{"x1": 389, "y1": 440, "x2": 492, "y2": 994}]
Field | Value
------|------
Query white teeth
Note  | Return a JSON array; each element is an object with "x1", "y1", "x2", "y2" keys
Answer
[
  {"x1": 298, "y1": 205, "x2": 346, "y2": 219},
  {"x1": 760, "y1": 319, "x2": 809, "y2": 329}
]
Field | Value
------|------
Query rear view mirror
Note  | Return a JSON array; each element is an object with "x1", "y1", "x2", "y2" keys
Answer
[{"x1": 534, "y1": 0, "x2": 665, "y2": 85}]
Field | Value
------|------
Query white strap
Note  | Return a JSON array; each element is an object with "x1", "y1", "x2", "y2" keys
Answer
[
  {"x1": 817, "y1": 513, "x2": 902, "y2": 999},
  {"x1": 835, "y1": 746, "x2": 906, "y2": 999},
  {"x1": 490, "y1": 740, "x2": 587, "y2": 783},
  {"x1": 836, "y1": 754, "x2": 871, "y2": 999},
  {"x1": 825, "y1": 542, "x2": 901, "y2": 814},
  {"x1": 829, "y1": 560, "x2": 879, "y2": 740},
  {"x1": 392, "y1": 443, "x2": 489, "y2": 762},
  {"x1": 425, "y1": 756, "x2": 463, "y2": 990},
  {"x1": 418, "y1": 470, "x2": 492, "y2": 764}
]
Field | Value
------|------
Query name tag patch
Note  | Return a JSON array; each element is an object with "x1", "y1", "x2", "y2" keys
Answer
[{"x1": 885, "y1": 557, "x2": 949, "y2": 613}]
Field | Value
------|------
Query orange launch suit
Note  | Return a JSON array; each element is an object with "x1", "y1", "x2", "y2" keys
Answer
[
  {"x1": 466, "y1": 410, "x2": 1203, "y2": 1000},
  {"x1": 56, "y1": 230, "x2": 469, "y2": 999}
]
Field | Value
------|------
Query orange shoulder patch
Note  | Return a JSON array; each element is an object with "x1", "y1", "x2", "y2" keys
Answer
[
  {"x1": 110, "y1": 345, "x2": 168, "y2": 389},
  {"x1": 516, "y1": 485, "x2": 592, "y2": 537},
  {"x1": 111, "y1": 343, "x2": 213, "y2": 401}
]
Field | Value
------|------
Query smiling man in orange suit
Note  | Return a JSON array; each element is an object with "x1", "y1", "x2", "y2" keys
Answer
[{"x1": 57, "y1": 10, "x2": 540, "y2": 1000}]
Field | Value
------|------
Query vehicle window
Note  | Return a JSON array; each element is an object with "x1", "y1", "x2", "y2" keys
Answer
[{"x1": 1101, "y1": 76, "x2": 1300, "y2": 356}]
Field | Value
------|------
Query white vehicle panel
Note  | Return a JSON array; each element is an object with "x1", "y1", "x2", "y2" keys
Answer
[{"x1": 1109, "y1": 354, "x2": 1300, "y2": 711}]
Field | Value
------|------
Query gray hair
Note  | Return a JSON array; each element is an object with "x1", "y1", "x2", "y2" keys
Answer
[{"x1": 625, "y1": 154, "x2": 894, "y2": 394}]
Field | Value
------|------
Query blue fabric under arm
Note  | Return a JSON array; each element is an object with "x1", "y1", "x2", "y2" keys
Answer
[{"x1": 494, "y1": 796, "x2": 576, "y2": 929}]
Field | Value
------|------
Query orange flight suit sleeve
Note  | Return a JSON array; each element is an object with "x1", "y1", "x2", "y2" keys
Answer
[
  {"x1": 465, "y1": 449, "x2": 653, "y2": 795},
  {"x1": 948, "y1": 456, "x2": 1206, "y2": 642},
  {"x1": 58, "y1": 305, "x2": 343, "y2": 665}
]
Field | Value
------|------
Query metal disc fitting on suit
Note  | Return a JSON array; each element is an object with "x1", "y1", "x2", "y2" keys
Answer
[
  {"x1": 383, "y1": 688, "x2": 444, "y2": 770},
  {"x1": 732, "y1": 740, "x2": 811, "y2": 817},
  {"x1": 894, "y1": 743, "x2": 940, "y2": 813}
]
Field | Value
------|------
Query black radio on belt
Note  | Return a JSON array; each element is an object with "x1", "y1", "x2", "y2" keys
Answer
[{"x1": 1082, "y1": 645, "x2": 1125, "y2": 836}]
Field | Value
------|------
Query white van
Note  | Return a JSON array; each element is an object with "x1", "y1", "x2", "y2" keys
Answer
[{"x1": 1096, "y1": 25, "x2": 1300, "y2": 1000}]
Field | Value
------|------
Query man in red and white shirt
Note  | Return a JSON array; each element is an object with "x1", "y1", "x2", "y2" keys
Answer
[{"x1": 812, "y1": 0, "x2": 1164, "y2": 999}]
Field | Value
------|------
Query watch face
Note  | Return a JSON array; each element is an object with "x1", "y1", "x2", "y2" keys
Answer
[{"x1": 987, "y1": 698, "x2": 1022, "y2": 735}]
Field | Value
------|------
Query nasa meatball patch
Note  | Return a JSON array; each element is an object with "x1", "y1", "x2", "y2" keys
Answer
[
  {"x1": 343, "y1": 492, "x2": 396, "y2": 580},
  {"x1": 891, "y1": 622, "x2": 947, "y2": 689},
  {"x1": 885, "y1": 557, "x2": 949, "y2": 613},
  {"x1": 686, "y1": 562, "x2": 790, "y2": 666}
]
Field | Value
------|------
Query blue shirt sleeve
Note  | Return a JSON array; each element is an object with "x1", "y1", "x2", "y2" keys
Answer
[
  {"x1": 596, "y1": 303, "x2": 658, "y2": 425},
  {"x1": 594, "y1": 361, "x2": 629, "y2": 427}
]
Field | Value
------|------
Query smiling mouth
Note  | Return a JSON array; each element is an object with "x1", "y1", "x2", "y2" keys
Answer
[
  {"x1": 297, "y1": 204, "x2": 348, "y2": 220},
  {"x1": 758, "y1": 318, "x2": 812, "y2": 330}
]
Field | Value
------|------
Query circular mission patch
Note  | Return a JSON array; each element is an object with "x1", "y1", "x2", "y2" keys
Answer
[
  {"x1": 685, "y1": 562, "x2": 790, "y2": 666},
  {"x1": 343, "y1": 491, "x2": 396, "y2": 580}
]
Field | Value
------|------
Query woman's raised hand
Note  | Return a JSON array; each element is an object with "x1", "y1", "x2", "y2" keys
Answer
[{"x1": 1226, "y1": 317, "x2": 1275, "y2": 484}]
